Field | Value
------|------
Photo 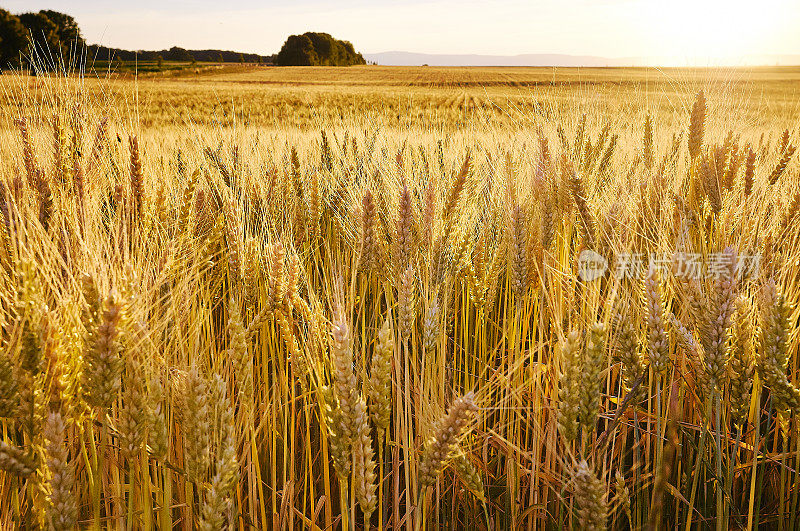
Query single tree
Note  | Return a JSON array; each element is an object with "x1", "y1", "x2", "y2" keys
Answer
[
  {"x1": 38, "y1": 10, "x2": 84, "y2": 48},
  {"x1": 275, "y1": 34, "x2": 318, "y2": 66},
  {"x1": 19, "y1": 11, "x2": 59, "y2": 57}
]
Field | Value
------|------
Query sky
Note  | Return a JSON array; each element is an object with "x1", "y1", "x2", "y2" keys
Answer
[{"x1": 4, "y1": 0, "x2": 800, "y2": 64}]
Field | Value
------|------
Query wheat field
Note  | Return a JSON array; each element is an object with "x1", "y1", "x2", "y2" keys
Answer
[{"x1": 0, "y1": 64, "x2": 799, "y2": 530}]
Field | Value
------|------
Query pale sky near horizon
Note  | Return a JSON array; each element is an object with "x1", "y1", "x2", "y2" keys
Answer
[{"x1": 3, "y1": 0, "x2": 800, "y2": 64}]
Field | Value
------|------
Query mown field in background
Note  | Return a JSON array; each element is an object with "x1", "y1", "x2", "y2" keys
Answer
[{"x1": 0, "y1": 64, "x2": 799, "y2": 530}]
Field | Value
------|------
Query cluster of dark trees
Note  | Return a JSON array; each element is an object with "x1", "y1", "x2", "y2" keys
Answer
[
  {"x1": 0, "y1": 8, "x2": 84, "y2": 67},
  {"x1": 87, "y1": 45, "x2": 270, "y2": 64},
  {"x1": 275, "y1": 32, "x2": 365, "y2": 66}
]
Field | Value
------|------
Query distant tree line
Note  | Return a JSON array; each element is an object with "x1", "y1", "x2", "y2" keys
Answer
[
  {"x1": 275, "y1": 32, "x2": 365, "y2": 66},
  {"x1": 87, "y1": 45, "x2": 271, "y2": 64},
  {"x1": 0, "y1": 7, "x2": 272, "y2": 69},
  {"x1": 0, "y1": 7, "x2": 363, "y2": 70}
]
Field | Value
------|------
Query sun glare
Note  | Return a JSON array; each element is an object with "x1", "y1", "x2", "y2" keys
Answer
[{"x1": 643, "y1": 0, "x2": 787, "y2": 65}]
